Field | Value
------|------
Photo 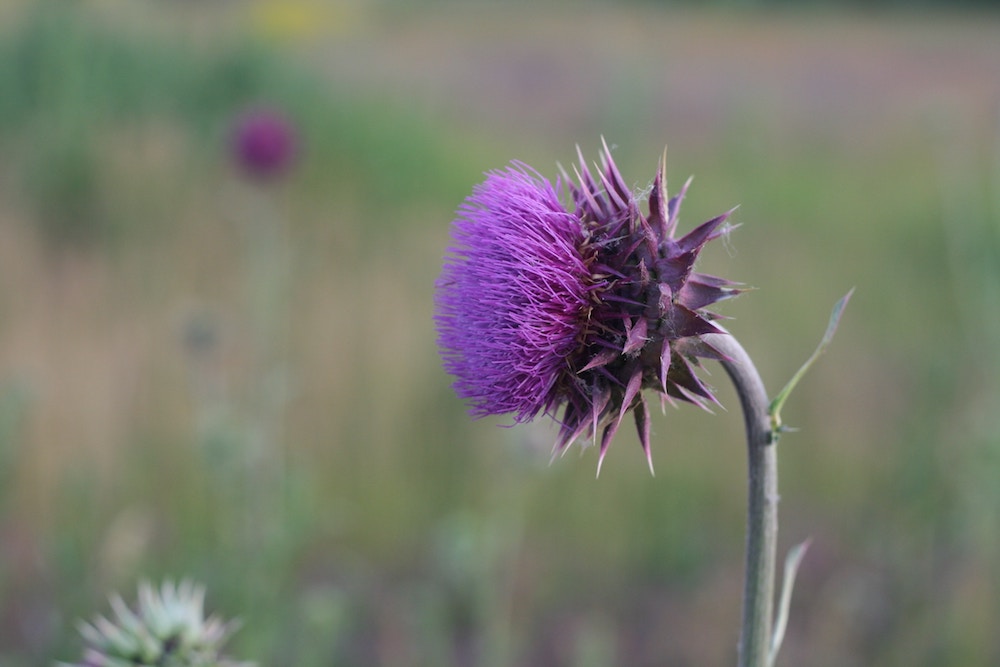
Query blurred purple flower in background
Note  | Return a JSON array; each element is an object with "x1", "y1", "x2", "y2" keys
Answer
[
  {"x1": 230, "y1": 106, "x2": 298, "y2": 181},
  {"x1": 436, "y1": 141, "x2": 740, "y2": 472}
]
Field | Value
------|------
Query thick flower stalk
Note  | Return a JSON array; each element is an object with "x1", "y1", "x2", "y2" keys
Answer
[
  {"x1": 436, "y1": 141, "x2": 739, "y2": 472},
  {"x1": 58, "y1": 580, "x2": 253, "y2": 667}
]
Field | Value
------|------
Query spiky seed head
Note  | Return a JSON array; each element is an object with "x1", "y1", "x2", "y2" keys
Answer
[{"x1": 58, "y1": 579, "x2": 253, "y2": 667}]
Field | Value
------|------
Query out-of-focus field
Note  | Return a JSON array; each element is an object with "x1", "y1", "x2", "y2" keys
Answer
[{"x1": 1, "y1": 2, "x2": 999, "y2": 665}]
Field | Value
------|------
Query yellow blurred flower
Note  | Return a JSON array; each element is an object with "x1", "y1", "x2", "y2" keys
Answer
[{"x1": 249, "y1": 0, "x2": 362, "y2": 42}]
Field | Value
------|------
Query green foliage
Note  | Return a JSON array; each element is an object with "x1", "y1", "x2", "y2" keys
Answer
[{"x1": 0, "y1": 1, "x2": 473, "y2": 250}]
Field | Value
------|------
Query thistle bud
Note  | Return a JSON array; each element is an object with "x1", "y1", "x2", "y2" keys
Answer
[{"x1": 230, "y1": 107, "x2": 298, "y2": 182}]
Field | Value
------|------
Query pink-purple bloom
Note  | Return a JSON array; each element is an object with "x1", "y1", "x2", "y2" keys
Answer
[
  {"x1": 436, "y1": 142, "x2": 739, "y2": 472},
  {"x1": 231, "y1": 106, "x2": 298, "y2": 181}
]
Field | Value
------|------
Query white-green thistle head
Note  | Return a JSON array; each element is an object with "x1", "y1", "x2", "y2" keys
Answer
[{"x1": 58, "y1": 580, "x2": 253, "y2": 667}]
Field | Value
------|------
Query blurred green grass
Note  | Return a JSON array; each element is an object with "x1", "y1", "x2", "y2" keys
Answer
[{"x1": 0, "y1": 2, "x2": 998, "y2": 666}]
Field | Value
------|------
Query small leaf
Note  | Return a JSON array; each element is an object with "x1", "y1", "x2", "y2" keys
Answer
[
  {"x1": 768, "y1": 289, "x2": 854, "y2": 432},
  {"x1": 769, "y1": 540, "x2": 811, "y2": 667}
]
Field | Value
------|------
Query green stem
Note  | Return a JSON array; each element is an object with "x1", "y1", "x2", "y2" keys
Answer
[{"x1": 706, "y1": 333, "x2": 777, "y2": 667}]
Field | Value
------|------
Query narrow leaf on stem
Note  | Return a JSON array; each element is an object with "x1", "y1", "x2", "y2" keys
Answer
[
  {"x1": 769, "y1": 539, "x2": 811, "y2": 666},
  {"x1": 768, "y1": 289, "x2": 854, "y2": 433}
]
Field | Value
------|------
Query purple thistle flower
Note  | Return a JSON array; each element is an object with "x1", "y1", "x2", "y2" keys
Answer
[
  {"x1": 230, "y1": 106, "x2": 298, "y2": 181},
  {"x1": 436, "y1": 141, "x2": 740, "y2": 473}
]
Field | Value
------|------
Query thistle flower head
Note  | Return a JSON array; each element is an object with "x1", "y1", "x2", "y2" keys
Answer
[
  {"x1": 230, "y1": 106, "x2": 298, "y2": 182},
  {"x1": 436, "y1": 141, "x2": 740, "y2": 473},
  {"x1": 59, "y1": 580, "x2": 253, "y2": 667}
]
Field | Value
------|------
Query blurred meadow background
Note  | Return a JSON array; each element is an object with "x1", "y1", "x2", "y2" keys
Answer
[{"x1": 0, "y1": 0, "x2": 999, "y2": 665}]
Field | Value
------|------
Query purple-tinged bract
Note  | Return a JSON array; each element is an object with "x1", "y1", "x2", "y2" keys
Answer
[{"x1": 435, "y1": 142, "x2": 740, "y2": 473}]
